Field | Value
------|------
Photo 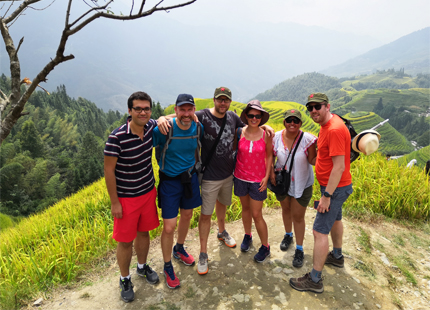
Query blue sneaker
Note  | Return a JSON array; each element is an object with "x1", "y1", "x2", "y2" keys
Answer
[
  {"x1": 254, "y1": 245, "x2": 270, "y2": 263},
  {"x1": 240, "y1": 234, "x2": 253, "y2": 252}
]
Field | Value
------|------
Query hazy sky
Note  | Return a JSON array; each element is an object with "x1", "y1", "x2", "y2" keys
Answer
[{"x1": 136, "y1": 0, "x2": 430, "y2": 43}]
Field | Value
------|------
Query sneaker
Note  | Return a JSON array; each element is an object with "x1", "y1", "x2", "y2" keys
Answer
[
  {"x1": 217, "y1": 230, "x2": 237, "y2": 248},
  {"x1": 292, "y1": 249, "x2": 304, "y2": 268},
  {"x1": 163, "y1": 265, "x2": 180, "y2": 289},
  {"x1": 289, "y1": 273, "x2": 324, "y2": 293},
  {"x1": 325, "y1": 251, "x2": 344, "y2": 268},
  {"x1": 197, "y1": 252, "x2": 208, "y2": 275},
  {"x1": 136, "y1": 264, "x2": 159, "y2": 284},
  {"x1": 280, "y1": 234, "x2": 293, "y2": 251},
  {"x1": 173, "y1": 246, "x2": 195, "y2": 266},
  {"x1": 119, "y1": 277, "x2": 134, "y2": 302},
  {"x1": 254, "y1": 245, "x2": 270, "y2": 263},
  {"x1": 240, "y1": 234, "x2": 253, "y2": 252}
]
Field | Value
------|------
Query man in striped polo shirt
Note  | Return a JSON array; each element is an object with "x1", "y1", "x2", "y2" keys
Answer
[{"x1": 104, "y1": 91, "x2": 160, "y2": 303}]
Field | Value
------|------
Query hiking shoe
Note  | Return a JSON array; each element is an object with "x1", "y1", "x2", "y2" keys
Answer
[
  {"x1": 119, "y1": 277, "x2": 134, "y2": 302},
  {"x1": 289, "y1": 273, "x2": 324, "y2": 293},
  {"x1": 292, "y1": 249, "x2": 304, "y2": 268},
  {"x1": 197, "y1": 252, "x2": 208, "y2": 275},
  {"x1": 280, "y1": 234, "x2": 293, "y2": 251},
  {"x1": 325, "y1": 251, "x2": 344, "y2": 268},
  {"x1": 240, "y1": 234, "x2": 253, "y2": 252},
  {"x1": 254, "y1": 245, "x2": 270, "y2": 263},
  {"x1": 217, "y1": 230, "x2": 237, "y2": 248},
  {"x1": 173, "y1": 246, "x2": 195, "y2": 266},
  {"x1": 163, "y1": 265, "x2": 180, "y2": 289},
  {"x1": 136, "y1": 264, "x2": 159, "y2": 284}
]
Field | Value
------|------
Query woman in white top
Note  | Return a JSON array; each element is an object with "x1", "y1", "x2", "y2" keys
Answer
[{"x1": 269, "y1": 109, "x2": 317, "y2": 268}]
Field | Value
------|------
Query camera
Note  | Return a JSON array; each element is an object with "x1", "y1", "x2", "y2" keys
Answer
[{"x1": 275, "y1": 171, "x2": 283, "y2": 185}]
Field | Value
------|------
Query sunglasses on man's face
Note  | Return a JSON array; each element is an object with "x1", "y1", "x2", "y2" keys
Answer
[
  {"x1": 285, "y1": 117, "x2": 300, "y2": 124},
  {"x1": 306, "y1": 103, "x2": 326, "y2": 112},
  {"x1": 247, "y1": 114, "x2": 262, "y2": 119}
]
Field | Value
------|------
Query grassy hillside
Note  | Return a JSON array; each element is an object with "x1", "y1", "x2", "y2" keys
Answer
[
  {"x1": 397, "y1": 145, "x2": 430, "y2": 168},
  {"x1": 333, "y1": 88, "x2": 430, "y2": 115},
  {"x1": 343, "y1": 112, "x2": 414, "y2": 155}
]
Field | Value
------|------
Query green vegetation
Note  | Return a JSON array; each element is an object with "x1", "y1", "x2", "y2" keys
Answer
[
  {"x1": 397, "y1": 145, "x2": 430, "y2": 168},
  {"x1": 357, "y1": 228, "x2": 372, "y2": 254},
  {"x1": 0, "y1": 76, "x2": 123, "y2": 217},
  {"x1": 342, "y1": 112, "x2": 415, "y2": 155}
]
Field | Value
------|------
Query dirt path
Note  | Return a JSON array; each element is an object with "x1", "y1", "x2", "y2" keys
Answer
[{"x1": 36, "y1": 208, "x2": 430, "y2": 310}]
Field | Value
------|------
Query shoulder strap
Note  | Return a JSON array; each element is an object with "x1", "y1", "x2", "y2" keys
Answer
[
  {"x1": 160, "y1": 119, "x2": 174, "y2": 171},
  {"x1": 287, "y1": 131, "x2": 304, "y2": 172},
  {"x1": 202, "y1": 114, "x2": 227, "y2": 171}
]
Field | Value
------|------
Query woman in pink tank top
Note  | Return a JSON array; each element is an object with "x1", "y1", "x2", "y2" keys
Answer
[{"x1": 233, "y1": 100, "x2": 273, "y2": 263}]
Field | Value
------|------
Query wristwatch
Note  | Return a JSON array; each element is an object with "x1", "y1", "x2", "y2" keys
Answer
[{"x1": 323, "y1": 191, "x2": 332, "y2": 198}]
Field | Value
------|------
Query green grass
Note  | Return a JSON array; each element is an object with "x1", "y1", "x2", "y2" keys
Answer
[{"x1": 357, "y1": 228, "x2": 372, "y2": 254}]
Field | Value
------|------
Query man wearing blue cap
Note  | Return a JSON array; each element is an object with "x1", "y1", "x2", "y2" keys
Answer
[{"x1": 153, "y1": 94, "x2": 204, "y2": 289}]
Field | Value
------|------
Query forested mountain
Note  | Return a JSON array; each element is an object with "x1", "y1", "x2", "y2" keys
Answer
[
  {"x1": 0, "y1": 75, "x2": 124, "y2": 216},
  {"x1": 254, "y1": 72, "x2": 342, "y2": 104},
  {"x1": 322, "y1": 27, "x2": 430, "y2": 77}
]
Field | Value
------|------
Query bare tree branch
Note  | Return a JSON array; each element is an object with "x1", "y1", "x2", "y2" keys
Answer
[
  {"x1": 15, "y1": 36, "x2": 23, "y2": 55},
  {"x1": 0, "y1": 0, "x2": 198, "y2": 144},
  {"x1": 4, "y1": 0, "x2": 40, "y2": 24}
]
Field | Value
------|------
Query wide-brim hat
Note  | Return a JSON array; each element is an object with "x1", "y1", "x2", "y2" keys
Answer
[
  {"x1": 240, "y1": 100, "x2": 269, "y2": 126},
  {"x1": 352, "y1": 130, "x2": 381, "y2": 155}
]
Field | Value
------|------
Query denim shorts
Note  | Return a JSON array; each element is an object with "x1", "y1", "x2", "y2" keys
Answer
[
  {"x1": 233, "y1": 178, "x2": 267, "y2": 201},
  {"x1": 158, "y1": 173, "x2": 202, "y2": 219},
  {"x1": 313, "y1": 183, "x2": 353, "y2": 234}
]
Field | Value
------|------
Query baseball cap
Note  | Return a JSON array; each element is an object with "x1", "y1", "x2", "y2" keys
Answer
[
  {"x1": 284, "y1": 109, "x2": 302, "y2": 122},
  {"x1": 214, "y1": 87, "x2": 232, "y2": 99},
  {"x1": 307, "y1": 93, "x2": 329, "y2": 106},
  {"x1": 175, "y1": 93, "x2": 195, "y2": 107}
]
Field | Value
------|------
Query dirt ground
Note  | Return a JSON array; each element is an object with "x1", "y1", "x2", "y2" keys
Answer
[{"x1": 32, "y1": 207, "x2": 430, "y2": 310}]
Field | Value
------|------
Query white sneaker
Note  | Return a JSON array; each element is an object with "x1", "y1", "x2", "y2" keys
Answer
[
  {"x1": 197, "y1": 252, "x2": 208, "y2": 275},
  {"x1": 217, "y1": 229, "x2": 236, "y2": 248}
]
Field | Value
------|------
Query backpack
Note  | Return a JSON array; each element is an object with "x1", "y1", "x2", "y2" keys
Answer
[
  {"x1": 333, "y1": 114, "x2": 360, "y2": 163},
  {"x1": 155, "y1": 119, "x2": 202, "y2": 171}
]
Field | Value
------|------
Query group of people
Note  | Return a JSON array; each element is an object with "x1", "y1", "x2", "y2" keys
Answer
[{"x1": 104, "y1": 88, "x2": 353, "y2": 302}]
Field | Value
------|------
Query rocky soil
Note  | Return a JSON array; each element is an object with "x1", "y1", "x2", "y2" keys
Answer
[{"x1": 33, "y1": 207, "x2": 430, "y2": 310}]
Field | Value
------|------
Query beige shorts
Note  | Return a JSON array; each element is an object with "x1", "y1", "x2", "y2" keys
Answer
[{"x1": 201, "y1": 175, "x2": 234, "y2": 215}]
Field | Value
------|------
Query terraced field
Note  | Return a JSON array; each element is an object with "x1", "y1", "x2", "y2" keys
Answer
[
  {"x1": 343, "y1": 112, "x2": 414, "y2": 155},
  {"x1": 397, "y1": 145, "x2": 430, "y2": 168}
]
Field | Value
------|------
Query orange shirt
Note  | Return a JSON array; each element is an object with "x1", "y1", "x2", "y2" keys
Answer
[{"x1": 316, "y1": 114, "x2": 352, "y2": 187}]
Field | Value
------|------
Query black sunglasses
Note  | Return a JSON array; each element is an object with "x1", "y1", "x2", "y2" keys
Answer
[
  {"x1": 247, "y1": 114, "x2": 262, "y2": 119},
  {"x1": 285, "y1": 117, "x2": 300, "y2": 124},
  {"x1": 306, "y1": 103, "x2": 326, "y2": 112}
]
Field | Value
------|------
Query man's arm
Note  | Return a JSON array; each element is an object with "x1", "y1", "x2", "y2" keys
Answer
[
  {"x1": 157, "y1": 112, "x2": 200, "y2": 135},
  {"x1": 104, "y1": 155, "x2": 123, "y2": 219},
  {"x1": 260, "y1": 124, "x2": 275, "y2": 138},
  {"x1": 317, "y1": 155, "x2": 345, "y2": 213}
]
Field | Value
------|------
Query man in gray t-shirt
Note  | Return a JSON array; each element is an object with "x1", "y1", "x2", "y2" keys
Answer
[{"x1": 194, "y1": 87, "x2": 243, "y2": 275}]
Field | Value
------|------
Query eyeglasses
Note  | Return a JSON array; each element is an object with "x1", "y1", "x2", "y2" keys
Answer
[
  {"x1": 285, "y1": 117, "x2": 300, "y2": 124},
  {"x1": 215, "y1": 98, "x2": 232, "y2": 104},
  {"x1": 306, "y1": 103, "x2": 326, "y2": 112},
  {"x1": 247, "y1": 114, "x2": 262, "y2": 119},
  {"x1": 132, "y1": 106, "x2": 151, "y2": 113}
]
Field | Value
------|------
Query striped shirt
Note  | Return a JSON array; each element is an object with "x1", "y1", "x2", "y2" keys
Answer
[{"x1": 104, "y1": 117, "x2": 156, "y2": 198}]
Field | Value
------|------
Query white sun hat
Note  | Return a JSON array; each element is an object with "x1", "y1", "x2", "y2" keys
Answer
[{"x1": 352, "y1": 130, "x2": 381, "y2": 155}]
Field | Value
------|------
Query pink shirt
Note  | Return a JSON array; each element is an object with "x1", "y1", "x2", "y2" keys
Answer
[{"x1": 234, "y1": 131, "x2": 267, "y2": 183}]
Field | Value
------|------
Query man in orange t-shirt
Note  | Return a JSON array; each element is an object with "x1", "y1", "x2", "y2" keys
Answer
[{"x1": 290, "y1": 93, "x2": 353, "y2": 294}]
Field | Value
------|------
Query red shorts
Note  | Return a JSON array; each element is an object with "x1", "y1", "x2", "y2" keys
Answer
[{"x1": 113, "y1": 187, "x2": 159, "y2": 243}]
